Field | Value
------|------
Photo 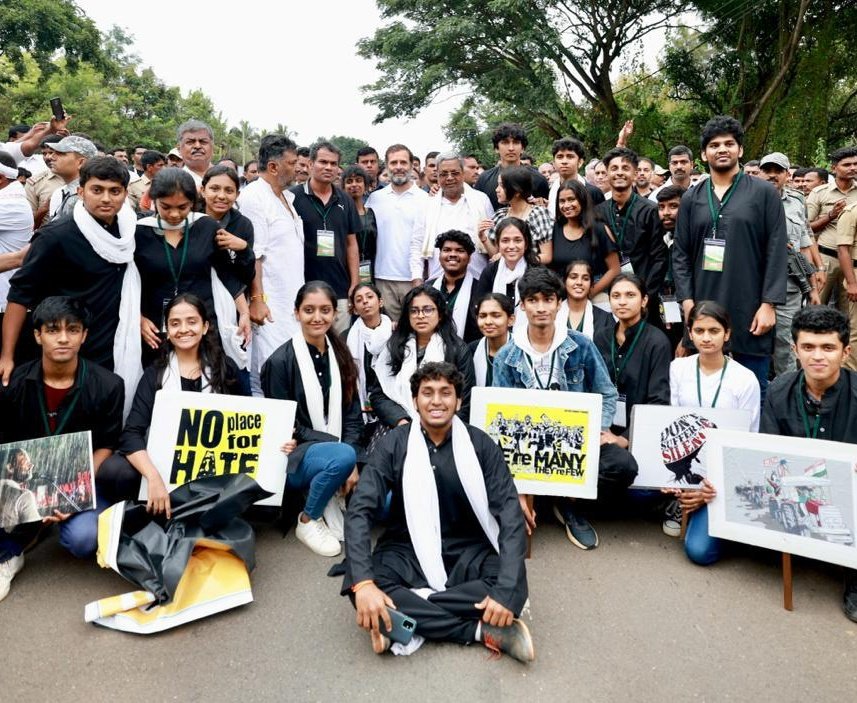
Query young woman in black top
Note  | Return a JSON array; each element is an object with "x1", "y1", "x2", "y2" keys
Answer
[
  {"x1": 261, "y1": 281, "x2": 362, "y2": 557},
  {"x1": 367, "y1": 285, "x2": 476, "y2": 428},
  {"x1": 136, "y1": 168, "x2": 252, "y2": 367},
  {"x1": 559, "y1": 260, "x2": 614, "y2": 338},
  {"x1": 545, "y1": 179, "x2": 620, "y2": 304},
  {"x1": 99, "y1": 294, "x2": 245, "y2": 518},
  {"x1": 341, "y1": 165, "x2": 377, "y2": 283},
  {"x1": 474, "y1": 217, "x2": 541, "y2": 313},
  {"x1": 594, "y1": 273, "x2": 671, "y2": 448},
  {"x1": 469, "y1": 292, "x2": 515, "y2": 386}
]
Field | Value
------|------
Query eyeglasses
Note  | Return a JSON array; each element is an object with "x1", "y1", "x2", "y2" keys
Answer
[{"x1": 409, "y1": 306, "x2": 437, "y2": 317}]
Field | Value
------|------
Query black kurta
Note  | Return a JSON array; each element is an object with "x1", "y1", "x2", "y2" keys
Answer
[
  {"x1": 548, "y1": 220, "x2": 618, "y2": 279},
  {"x1": 672, "y1": 174, "x2": 787, "y2": 357},
  {"x1": 473, "y1": 259, "x2": 522, "y2": 308},
  {"x1": 342, "y1": 423, "x2": 528, "y2": 635},
  {"x1": 216, "y1": 209, "x2": 256, "y2": 288},
  {"x1": 761, "y1": 370, "x2": 857, "y2": 443},
  {"x1": 593, "y1": 319, "x2": 671, "y2": 436},
  {"x1": 426, "y1": 274, "x2": 481, "y2": 343},
  {"x1": 7, "y1": 215, "x2": 125, "y2": 369}
]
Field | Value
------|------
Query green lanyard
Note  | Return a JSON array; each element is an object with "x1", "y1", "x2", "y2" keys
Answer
[
  {"x1": 696, "y1": 357, "x2": 728, "y2": 408},
  {"x1": 159, "y1": 217, "x2": 191, "y2": 296},
  {"x1": 484, "y1": 344, "x2": 494, "y2": 387},
  {"x1": 610, "y1": 321, "x2": 646, "y2": 385},
  {"x1": 797, "y1": 371, "x2": 821, "y2": 439},
  {"x1": 525, "y1": 350, "x2": 557, "y2": 390},
  {"x1": 706, "y1": 172, "x2": 743, "y2": 239},
  {"x1": 38, "y1": 360, "x2": 88, "y2": 436},
  {"x1": 310, "y1": 196, "x2": 336, "y2": 229},
  {"x1": 607, "y1": 193, "x2": 637, "y2": 248}
]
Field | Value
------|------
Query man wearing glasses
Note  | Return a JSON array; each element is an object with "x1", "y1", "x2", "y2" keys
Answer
[{"x1": 176, "y1": 120, "x2": 214, "y2": 187}]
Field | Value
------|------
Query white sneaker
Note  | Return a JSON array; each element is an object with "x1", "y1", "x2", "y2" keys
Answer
[
  {"x1": 295, "y1": 515, "x2": 341, "y2": 557},
  {"x1": 323, "y1": 495, "x2": 346, "y2": 542},
  {"x1": 0, "y1": 554, "x2": 24, "y2": 602}
]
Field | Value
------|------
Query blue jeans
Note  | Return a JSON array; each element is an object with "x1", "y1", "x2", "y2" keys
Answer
[
  {"x1": 286, "y1": 443, "x2": 356, "y2": 520},
  {"x1": 732, "y1": 352, "x2": 770, "y2": 407},
  {"x1": 684, "y1": 504, "x2": 722, "y2": 566}
]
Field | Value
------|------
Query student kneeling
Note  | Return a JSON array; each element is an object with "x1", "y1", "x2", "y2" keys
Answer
[{"x1": 343, "y1": 362, "x2": 534, "y2": 662}]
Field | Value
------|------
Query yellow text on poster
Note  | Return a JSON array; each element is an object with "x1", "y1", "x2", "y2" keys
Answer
[
  {"x1": 170, "y1": 408, "x2": 266, "y2": 484},
  {"x1": 484, "y1": 403, "x2": 590, "y2": 484}
]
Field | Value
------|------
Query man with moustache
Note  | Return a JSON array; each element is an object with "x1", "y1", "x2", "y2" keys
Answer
[
  {"x1": 650, "y1": 146, "x2": 694, "y2": 201},
  {"x1": 655, "y1": 184, "x2": 686, "y2": 351},
  {"x1": 356, "y1": 147, "x2": 381, "y2": 191},
  {"x1": 672, "y1": 116, "x2": 787, "y2": 397},
  {"x1": 176, "y1": 120, "x2": 214, "y2": 188}
]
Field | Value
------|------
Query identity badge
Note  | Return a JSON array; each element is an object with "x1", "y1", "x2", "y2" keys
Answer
[
  {"x1": 613, "y1": 394, "x2": 627, "y2": 428},
  {"x1": 702, "y1": 239, "x2": 725, "y2": 272},
  {"x1": 317, "y1": 229, "x2": 335, "y2": 257},
  {"x1": 359, "y1": 260, "x2": 372, "y2": 283},
  {"x1": 660, "y1": 295, "x2": 683, "y2": 324},
  {"x1": 620, "y1": 255, "x2": 634, "y2": 274}
]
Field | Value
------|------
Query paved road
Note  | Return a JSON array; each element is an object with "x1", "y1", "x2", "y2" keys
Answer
[{"x1": 3, "y1": 516, "x2": 857, "y2": 702}]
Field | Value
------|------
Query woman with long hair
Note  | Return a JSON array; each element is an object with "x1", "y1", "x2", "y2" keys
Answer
[
  {"x1": 594, "y1": 273, "x2": 671, "y2": 448},
  {"x1": 99, "y1": 294, "x2": 245, "y2": 519},
  {"x1": 135, "y1": 168, "x2": 252, "y2": 369},
  {"x1": 557, "y1": 260, "x2": 613, "y2": 339},
  {"x1": 341, "y1": 165, "x2": 377, "y2": 283},
  {"x1": 346, "y1": 282, "x2": 393, "y2": 426},
  {"x1": 478, "y1": 166, "x2": 552, "y2": 262},
  {"x1": 545, "y1": 180, "x2": 620, "y2": 303},
  {"x1": 474, "y1": 217, "x2": 540, "y2": 318},
  {"x1": 367, "y1": 284, "x2": 476, "y2": 427},
  {"x1": 261, "y1": 281, "x2": 362, "y2": 557},
  {"x1": 664, "y1": 301, "x2": 760, "y2": 556},
  {"x1": 470, "y1": 293, "x2": 515, "y2": 386}
]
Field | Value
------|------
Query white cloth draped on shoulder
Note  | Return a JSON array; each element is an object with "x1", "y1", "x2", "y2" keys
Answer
[
  {"x1": 556, "y1": 299, "x2": 595, "y2": 339},
  {"x1": 136, "y1": 212, "x2": 247, "y2": 371},
  {"x1": 431, "y1": 274, "x2": 473, "y2": 340},
  {"x1": 491, "y1": 257, "x2": 526, "y2": 296},
  {"x1": 160, "y1": 352, "x2": 213, "y2": 392},
  {"x1": 346, "y1": 315, "x2": 393, "y2": 418},
  {"x1": 402, "y1": 416, "x2": 500, "y2": 592},
  {"x1": 473, "y1": 337, "x2": 490, "y2": 386},
  {"x1": 72, "y1": 201, "x2": 142, "y2": 418},
  {"x1": 371, "y1": 333, "x2": 446, "y2": 420}
]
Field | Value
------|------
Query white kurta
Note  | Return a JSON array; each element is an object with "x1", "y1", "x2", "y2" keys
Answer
[{"x1": 238, "y1": 179, "x2": 304, "y2": 386}]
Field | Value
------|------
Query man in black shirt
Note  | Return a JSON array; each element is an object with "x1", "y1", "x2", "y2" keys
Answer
[
  {"x1": 344, "y1": 362, "x2": 532, "y2": 661},
  {"x1": 547, "y1": 137, "x2": 605, "y2": 216},
  {"x1": 291, "y1": 141, "x2": 360, "y2": 334},
  {"x1": 760, "y1": 306, "x2": 857, "y2": 621},
  {"x1": 0, "y1": 156, "x2": 133, "y2": 385},
  {"x1": 475, "y1": 123, "x2": 550, "y2": 210},
  {"x1": 0, "y1": 297, "x2": 124, "y2": 601},
  {"x1": 672, "y1": 116, "x2": 787, "y2": 398},
  {"x1": 426, "y1": 230, "x2": 480, "y2": 343},
  {"x1": 597, "y1": 147, "x2": 667, "y2": 323}
]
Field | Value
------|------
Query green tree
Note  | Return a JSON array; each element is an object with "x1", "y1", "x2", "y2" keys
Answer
[
  {"x1": 314, "y1": 135, "x2": 370, "y2": 165},
  {"x1": 0, "y1": 0, "x2": 107, "y2": 88}
]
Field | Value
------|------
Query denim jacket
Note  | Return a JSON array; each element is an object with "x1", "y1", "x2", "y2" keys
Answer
[{"x1": 492, "y1": 329, "x2": 617, "y2": 429}]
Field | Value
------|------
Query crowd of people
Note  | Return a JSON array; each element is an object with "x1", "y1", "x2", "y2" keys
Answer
[{"x1": 1, "y1": 111, "x2": 856, "y2": 662}]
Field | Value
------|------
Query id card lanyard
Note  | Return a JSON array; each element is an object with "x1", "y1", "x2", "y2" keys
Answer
[
  {"x1": 607, "y1": 192, "x2": 638, "y2": 249},
  {"x1": 610, "y1": 321, "x2": 646, "y2": 386},
  {"x1": 696, "y1": 357, "x2": 728, "y2": 408},
  {"x1": 797, "y1": 371, "x2": 821, "y2": 439},
  {"x1": 159, "y1": 217, "x2": 191, "y2": 296},
  {"x1": 706, "y1": 172, "x2": 743, "y2": 240},
  {"x1": 525, "y1": 350, "x2": 557, "y2": 390},
  {"x1": 38, "y1": 360, "x2": 88, "y2": 436}
]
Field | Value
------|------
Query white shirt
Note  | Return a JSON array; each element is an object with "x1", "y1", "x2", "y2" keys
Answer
[
  {"x1": 1, "y1": 141, "x2": 24, "y2": 165},
  {"x1": 19, "y1": 154, "x2": 47, "y2": 178},
  {"x1": 238, "y1": 179, "x2": 304, "y2": 374},
  {"x1": 367, "y1": 182, "x2": 429, "y2": 281},
  {"x1": 48, "y1": 178, "x2": 78, "y2": 219},
  {"x1": 183, "y1": 165, "x2": 205, "y2": 188},
  {"x1": 0, "y1": 180, "x2": 34, "y2": 310},
  {"x1": 414, "y1": 184, "x2": 494, "y2": 279},
  {"x1": 669, "y1": 354, "x2": 761, "y2": 431}
]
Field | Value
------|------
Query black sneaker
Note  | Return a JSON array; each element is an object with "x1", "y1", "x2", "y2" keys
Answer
[
  {"x1": 844, "y1": 572, "x2": 857, "y2": 623},
  {"x1": 662, "y1": 499, "x2": 682, "y2": 538},
  {"x1": 553, "y1": 503, "x2": 598, "y2": 550}
]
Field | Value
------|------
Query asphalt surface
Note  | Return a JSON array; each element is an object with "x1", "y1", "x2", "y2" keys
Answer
[{"x1": 2, "y1": 515, "x2": 857, "y2": 703}]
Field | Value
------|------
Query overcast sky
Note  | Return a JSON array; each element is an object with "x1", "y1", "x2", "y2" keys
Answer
[{"x1": 75, "y1": 0, "x2": 458, "y2": 159}]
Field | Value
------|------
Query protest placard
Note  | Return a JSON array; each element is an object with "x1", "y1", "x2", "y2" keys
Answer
[
  {"x1": 628, "y1": 405, "x2": 753, "y2": 489},
  {"x1": 139, "y1": 391, "x2": 296, "y2": 507},
  {"x1": 0, "y1": 431, "x2": 94, "y2": 529},
  {"x1": 707, "y1": 429, "x2": 857, "y2": 570},
  {"x1": 469, "y1": 387, "x2": 601, "y2": 498}
]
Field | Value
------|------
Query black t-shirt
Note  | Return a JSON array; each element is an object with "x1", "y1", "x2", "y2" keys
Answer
[
  {"x1": 290, "y1": 182, "x2": 361, "y2": 298},
  {"x1": 549, "y1": 220, "x2": 618, "y2": 278}
]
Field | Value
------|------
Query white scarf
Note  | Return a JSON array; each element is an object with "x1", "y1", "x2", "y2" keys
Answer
[
  {"x1": 372, "y1": 333, "x2": 446, "y2": 420},
  {"x1": 473, "y1": 337, "x2": 490, "y2": 386},
  {"x1": 402, "y1": 416, "x2": 500, "y2": 592},
  {"x1": 72, "y1": 201, "x2": 142, "y2": 418},
  {"x1": 346, "y1": 315, "x2": 393, "y2": 418},
  {"x1": 137, "y1": 213, "x2": 248, "y2": 370},
  {"x1": 291, "y1": 333, "x2": 342, "y2": 439},
  {"x1": 512, "y1": 320, "x2": 567, "y2": 361},
  {"x1": 0, "y1": 163, "x2": 18, "y2": 179},
  {"x1": 432, "y1": 274, "x2": 473, "y2": 340},
  {"x1": 421, "y1": 184, "x2": 487, "y2": 256},
  {"x1": 160, "y1": 352, "x2": 213, "y2": 392},
  {"x1": 557, "y1": 299, "x2": 595, "y2": 339},
  {"x1": 492, "y1": 257, "x2": 527, "y2": 296}
]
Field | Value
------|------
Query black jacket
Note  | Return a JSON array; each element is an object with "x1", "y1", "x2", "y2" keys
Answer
[
  {"x1": 366, "y1": 335, "x2": 477, "y2": 427},
  {"x1": 260, "y1": 339, "x2": 363, "y2": 472},
  {"x1": 473, "y1": 259, "x2": 523, "y2": 308},
  {"x1": 0, "y1": 358, "x2": 124, "y2": 449}
]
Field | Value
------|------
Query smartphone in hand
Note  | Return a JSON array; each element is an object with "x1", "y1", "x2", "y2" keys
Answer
[{"x1": 49, "y1": 97, "x2": 65, "y2": 121}]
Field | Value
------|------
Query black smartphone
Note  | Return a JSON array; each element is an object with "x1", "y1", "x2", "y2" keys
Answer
[
  {"x1": 379, "y1": 608, "x2": 417, "y2": 645},
  {"x1": 49, "y1": 97, "x2": 65, "y2": 121}
]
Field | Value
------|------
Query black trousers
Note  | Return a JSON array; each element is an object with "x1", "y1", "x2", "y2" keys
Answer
[
  {"x1": 597, "y1": 442, "x2": 638, "y2": 495},
  {"x1": 96, "y1": 454, "x2": 142, "y2": 505}
]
